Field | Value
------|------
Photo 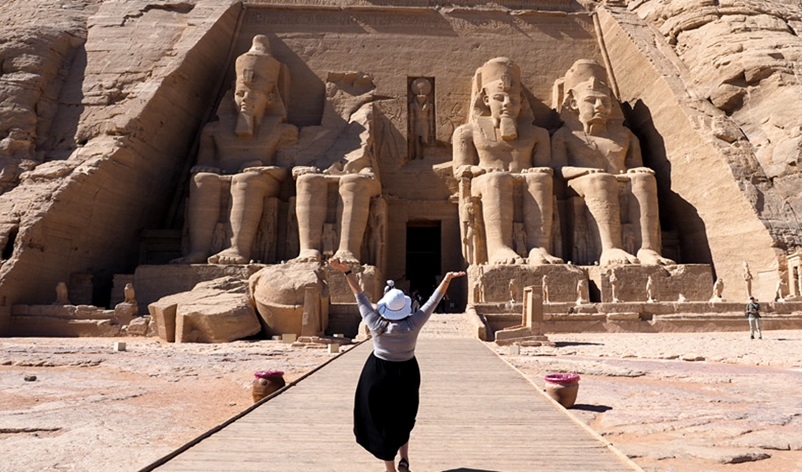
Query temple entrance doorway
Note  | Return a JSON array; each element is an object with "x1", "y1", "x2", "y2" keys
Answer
[{"x1": 406, "y1": 221, "x2": 441, "y2": 303}]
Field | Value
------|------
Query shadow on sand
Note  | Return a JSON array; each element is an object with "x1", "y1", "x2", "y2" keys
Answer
[
  {"x1": 570, "y1": 404, "x2": 613, "y2": 413},
  {"x1": 554, "y1": 341, "x2": 604, "y2": 347}
]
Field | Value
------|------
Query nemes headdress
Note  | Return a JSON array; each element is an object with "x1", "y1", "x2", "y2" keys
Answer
[
  {"x1": 470, "y1": 57, "x2": 526, "y2": 120},
  {"x1": 555, "y1": 59, "x2": 623, "y2": 125},
  {"x1": 563, "y1": 59, "x2": 611, "y2": 98}
]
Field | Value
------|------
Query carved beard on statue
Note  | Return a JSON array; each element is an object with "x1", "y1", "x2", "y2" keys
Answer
[{"x1": 498, "y1": 116, "x2": 517, "y2": 141}]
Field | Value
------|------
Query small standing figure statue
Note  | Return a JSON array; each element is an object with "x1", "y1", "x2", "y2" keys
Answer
[
  {"x1": 576, "y1": 279, "x2": 589, "y2": 305},
  {"x1": 608, "y1": 272, "x2": 619, "y2": 303},
  {"x1": 542, "y1": 274, "x2": 550, "y2": 304},
  {"x1": 123, "y1": 283, "x2": 136, "y2": 304},
  {"x1": 508, "y1": 279, "x2": 519, "y2": 303},
  {"x1": 55, "y1": 282, "x2": 71, "y2": 305},
  {"x1": 646, "y1": 275, "x2": 657, "y2": 303},
  {"x1": 513, "y1": 223, "x2": 527, "y2": 258},
  {"x1": 409, "y1": 78, "x2": 434, "y2": 160},
  {"x1": 743, "y1": 261, "x2": 753, "y2": 299},
  {"x1": 774, "y1": 279, "x2": 786, "y2": 302},
  {"x1": 462, "y1": 205, "x2": 477, "y2": 265},
  {"x1": 321, "y1": 224, "x2": 338, "y2": 258},
  {"x1": 710, "y1": 277, "x2": 725, "y2": 302}
]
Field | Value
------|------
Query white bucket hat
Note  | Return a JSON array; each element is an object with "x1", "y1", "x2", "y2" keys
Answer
[{"x1": 377, "y1": 288, "x2": 413, "y2": 320}]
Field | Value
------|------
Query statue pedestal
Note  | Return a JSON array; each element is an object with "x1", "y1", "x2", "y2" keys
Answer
[
  {"x1": 589, "y1": 264, "x2": 714, "y2": 303},
  {"x1": 467, "y1": 264, "x2": 586, "y2": 304},
  {"x1": 468, "y1": 263, "x2": 714, "y2": 305}
]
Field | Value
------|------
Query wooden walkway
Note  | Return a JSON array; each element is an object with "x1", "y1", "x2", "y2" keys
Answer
[{"x1": 145, "y1": 338, "x2": 640, "y2": 472}]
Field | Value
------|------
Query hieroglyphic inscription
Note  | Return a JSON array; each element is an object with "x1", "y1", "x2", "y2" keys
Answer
[
  {"x1": 245, "y1": 8, "x2": 448, "y2": 31},
  {"x1": 244, "y1": 0, "x2": 569, "y2": 8},
  {"x1": 244, "y1": 5, "x2": 586, "y2": 32}
]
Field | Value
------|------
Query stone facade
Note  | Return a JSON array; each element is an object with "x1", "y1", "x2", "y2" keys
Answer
[{"x1": 1, "y1": 0, "x2": 801, "y2": 338}]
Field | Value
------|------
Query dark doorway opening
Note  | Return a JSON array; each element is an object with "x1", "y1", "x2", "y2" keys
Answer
[{"x1": 406, "y1": 221, "x2": 441, "y2": 301}]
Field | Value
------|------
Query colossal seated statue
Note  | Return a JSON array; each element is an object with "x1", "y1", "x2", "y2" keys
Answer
[
  {"x1": 452, "y1": 57, "x2": 561, "y2": 266},
  {"x1": 551, "y1": 59, "x2": 673, "y2": 267},
  {"x1": 290, "y1": 73, "x2": 382, "y2": 265},
  {"x1": 172, "y1": 35, "x2": 298, "y2": 265}
]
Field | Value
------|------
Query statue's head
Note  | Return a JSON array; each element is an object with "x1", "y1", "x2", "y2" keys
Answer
[
  {"x1": 563, "y1": 60, "x2": 613, "y2": 127},
  {"x1": 571, "y1": 77, "x2": 612, "y2": 127},
  {"x1": 470, "y1": 57, "x2": 530, "y2": 140},
  {"x1": 250, "y1": 34, "x2": 271, "y2": 55},
  {"x1": 233, "y1": 35, "x2": 278, "y2": 134}
]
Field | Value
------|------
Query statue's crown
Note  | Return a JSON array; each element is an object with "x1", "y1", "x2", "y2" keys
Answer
[
  {"x1": 563, "y1": 59, "x2": 610, "y2": 96},
  {"x1": 478, "y1": 57, "x2": 521, "y2": 93},
  {"x1": 576, "y1": 76, "x2": 610, "y2": 95}
]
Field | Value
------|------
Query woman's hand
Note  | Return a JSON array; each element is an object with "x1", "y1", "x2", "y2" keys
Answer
[
  {"x1": 444, "y1": 271, "x2": 466, "y2": 281},
  {"x1": 329, "y1": 258, "x2": 350, "y2": 273},
  {"x1": 331, "y1": 258, "x2": 362, "y2": 296}
]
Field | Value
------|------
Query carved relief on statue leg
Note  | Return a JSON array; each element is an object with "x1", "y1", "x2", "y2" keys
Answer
[
  {"x1": 569, "y1": 173, "x2": 637, "y2": 266},
  {"x1": 523, "y1": 172, "x2": 563, "y2": 265},
  {"x1": 629, "y1": 172, "x2": 674, "y2": 265},
  {"x1": 209, "y1": 172, "x2": 280, "y2": 264},
  {"x1": 293, "y1": 173, "x2": 328, "y2": 262},
  {"x1": 474, "y1": 173, "x2": 522, "y2": 265},
  {"x1": 333, "y1": 174, "x2": 381, "y2": 264},
  {"x1": 171, "y1": 172, "x2": 222, "y2": 264}
]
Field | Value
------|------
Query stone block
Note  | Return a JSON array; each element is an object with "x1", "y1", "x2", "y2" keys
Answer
[
  {"x1": 125, "y1": 316, "x2": 153, "y2": 336},
  {"x1": 467, "y1": 264, "x2": 586, "y2": 304},
  {"x1": 113, "y1": 302, "x2": 137, "y2": 327},
  {"x1": 148, "y1": 300, "x2": 177, "y2": 342},
  {"x1": 135, "y1": 264, "x2": 265, "y2": 315},
  {"x1": 159, "y1": 276, "x2": 262, "y2": 343},
  {"x1": 606, "y1": 312, "x2": 640, "y2": 321},
  {"x1": 176, "y1": 301, "x2": 261, "y2": 343},
  {"x1": 590, "y1": 264, "x2": 714, "y2": 303}
]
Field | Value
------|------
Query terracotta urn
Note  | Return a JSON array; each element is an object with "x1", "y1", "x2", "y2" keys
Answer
[
  {"x1": 543, "y1": 373, "x2": 580, "y2": 408},
  {"x1": 252, "y1": 370, "x2": 286, "y2": 403}
]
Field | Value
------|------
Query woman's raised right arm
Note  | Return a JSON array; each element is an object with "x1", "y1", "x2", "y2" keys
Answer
[{"x1": 329, "y1": 258, "x2": 363, "y2": 296}]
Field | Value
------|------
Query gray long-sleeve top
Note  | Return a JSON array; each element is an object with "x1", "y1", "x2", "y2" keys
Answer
[{"x1": 355, "y1": 290, "x2": 445, "y2": 362}]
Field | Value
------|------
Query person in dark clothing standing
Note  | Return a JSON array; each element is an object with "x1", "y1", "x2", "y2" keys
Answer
[
  {"x1": 329, "y1": 258, "x2": 465, "y2": 472},
  {"x1": 746, "y1": 296, "x2": 762, "y2": 339}
]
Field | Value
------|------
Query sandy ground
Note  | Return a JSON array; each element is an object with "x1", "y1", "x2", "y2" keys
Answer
[{"x1": 1, "y1": 314, "x2": 802, "y2": 472}]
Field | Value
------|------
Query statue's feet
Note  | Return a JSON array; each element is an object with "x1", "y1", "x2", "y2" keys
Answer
[
  {"x1": 637, "y1": 248, "x2": 675, "y2": 266},
  {"x1": 170, "y1": 252, "x2": 208, "y2": 264},
  {"x1": 291, "y1": 249, "x2": 322, "y2": 263},
  {"x1": 489, "y1": 247, "x2": 525, "y2": 265},
  {"x1": 208, "y1": 248, "x2": 249, "y2": 265},
  {"x1": 600, "y1": 248, "x2": 639, "y2": 267},
  {"x1": 527, "y1": 247, "x2": 564, "y2": 266},
  {"x1": 332, "y1": 249, "x2": 360, "y2": 265}
]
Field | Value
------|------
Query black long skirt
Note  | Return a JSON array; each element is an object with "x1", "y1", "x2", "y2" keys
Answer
[{"x1": 353, "y1": 352, "x2": 421, "y2": 461}]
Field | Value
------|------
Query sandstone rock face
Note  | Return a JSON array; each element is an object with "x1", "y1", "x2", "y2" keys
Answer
[
  {"x1": 0, "y1": 0, "x2": 241, "y2": 333},
  {"x1": 610, "y1": 1, "x2": 802, "y2": 271}
]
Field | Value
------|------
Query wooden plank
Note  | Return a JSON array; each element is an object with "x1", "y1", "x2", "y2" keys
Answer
[{"x1": 152, "y1": 338, "x2": 640, "y2": 472}]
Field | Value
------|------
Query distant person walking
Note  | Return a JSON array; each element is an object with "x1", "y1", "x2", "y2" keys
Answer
[
  {"x1": 746, "y1": 296, "x2": 762, "y2": 339},
  {"x1": 329, "y1": 258, "x2": 465, "y2": 472}
]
